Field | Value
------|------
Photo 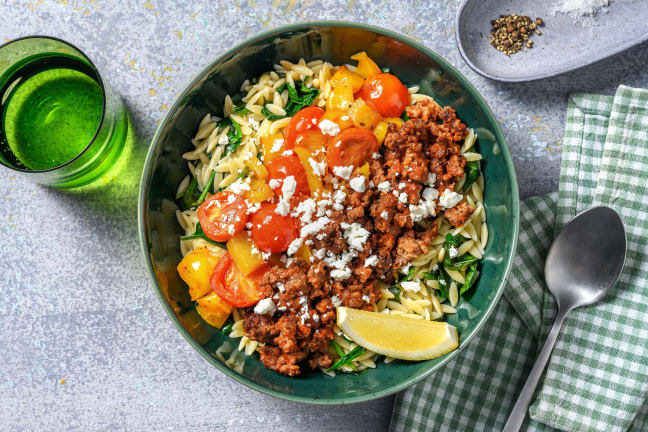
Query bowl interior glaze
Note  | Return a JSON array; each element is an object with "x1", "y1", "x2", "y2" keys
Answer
[{"x1": 138, "y1": 22, "x2": 519, "y2": 404}]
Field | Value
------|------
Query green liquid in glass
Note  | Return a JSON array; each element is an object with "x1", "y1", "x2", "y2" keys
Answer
[{"x1": 1, "y1": 56, "x2": 104, "y2": 171}]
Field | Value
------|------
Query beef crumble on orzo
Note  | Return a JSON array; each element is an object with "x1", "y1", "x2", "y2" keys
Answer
[{"x1": 175, "y1": 53, "x2": 488, "y2": 376}]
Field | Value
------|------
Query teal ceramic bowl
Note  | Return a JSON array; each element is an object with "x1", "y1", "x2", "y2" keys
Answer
[{"x1": 138, "y1": 21, "x2": 519, "y2": 404}]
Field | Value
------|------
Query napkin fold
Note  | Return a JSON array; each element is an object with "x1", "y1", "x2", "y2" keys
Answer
[{"x1": 390, "y1": 86, "x2": 648, "y2": 432}]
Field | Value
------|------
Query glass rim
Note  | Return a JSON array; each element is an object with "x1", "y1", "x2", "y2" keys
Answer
[{"x1": 0, "y1": 34, "x2": 108, "y2": 174}]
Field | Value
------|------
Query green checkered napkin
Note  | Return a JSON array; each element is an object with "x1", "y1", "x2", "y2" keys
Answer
[{"x1": 390, "y1": 86, "x2": 648, "y2": 432}]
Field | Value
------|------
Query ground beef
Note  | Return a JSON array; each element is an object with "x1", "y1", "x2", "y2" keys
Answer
[
  {"x1": 243, "y1": 99, "x2": 472, "y2": 376},
  {"x1": 444, "y1": 201, "x2": 474, "y2": 227}
]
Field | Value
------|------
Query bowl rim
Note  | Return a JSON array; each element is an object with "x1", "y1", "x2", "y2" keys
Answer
[{"x1": 138, "y1": 20, "x2": 520, "y2": 405}]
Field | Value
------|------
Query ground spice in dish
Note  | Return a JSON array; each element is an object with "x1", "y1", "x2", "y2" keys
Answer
[{"x1": 489, "y1": 14, "x2": 544, "y2": 56}]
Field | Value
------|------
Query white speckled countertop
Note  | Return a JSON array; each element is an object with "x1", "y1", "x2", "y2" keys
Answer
[{"x1": 2, "y1": 1, "x2": 647, "y2": 431}]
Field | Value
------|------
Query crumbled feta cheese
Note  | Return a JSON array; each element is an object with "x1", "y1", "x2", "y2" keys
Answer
[
  {"x1": 333, "y1": 189, "x2": 346, "y2": 205},
  {"x1": 332, "y1": 165, "x2": 354, "y2": 180},
  {"x1": 246, "y1": 202, "x2": 261, "y2": 214},
  {"x1": 331, "y1": 295, "x2": 342, "y2": 307},
  {"x1": 398, "y1": 182, "x2": 406, "y2": 190},
  {"x1": 218, "y1": 133, "x2": 229, "y2": 145},
  {"x1": 372, "y1": 152, "x2": 381, "y2": 159},
  {"x1": 409, "y1": 187, "x2": 439, "y2": 222},
  {"x1": 309, "y1": 158, "x2": 326, "y2": 177},
  {"x1": 313, "y1": 248, "x2": 326, "y2": 259},
  {"x1": 254, "y1": 298, "x2": 276, "y2": 315},
  {"x1": 426, "y1": 173, "x2": 437, "y2": 187},
  {"x1": 248, "y1": 117, "x2": 260, "y2": 131},
  {"x1": 291, "y1": 198, "x2": 316, "y2": 224},
  {"x1": 229, "y1": 180, "x2": 251, "y2": 194},
  {"x1": 377, "y1": 181, "x2": 391, "y2": 193},
  {"x1": 275, "y1": 200, "x2": 290, "y2": 216},
  {"x1": 318, "y1": 119, "x2": 341, "y2": 136},
  {"x1": 449, "y1": 245, "x2": 459, "y2": 258},
  {"x1": 431, "y1": 263, "x2": 439, "y2": 272},
  {"x1": 380, "y1": 211, "x2": 389, "y2": 220},
  {"x1": 331, "y1": 268, "x2": 352, "y2": 280},
  {"x1": 261, "y1": 251, "x2": 271, "y2": 260},
  {"x1": 276, "y1": 282, "x2": 285, "y2": 292},
  {"x1": 282, "y1": 149, "x2": 294, "y2": 156},
  {"x1": 246, "y1": 222, "x2": 253, "y2": 229},
  {"x1": 287, "y1": 237, "x2": 304, "y2": 256},
  {"x1": 344, "y1": 222, "x2": 370, "y2": 251},
  {"x1": 275, "y1": 175, "x2": 296, "y2": 216},
  {"x1": 398, "y1": 192, "x2": 408, "y2": 203},
  {"x1": 364, "y1": 255, "x2": 378, "y2": 267},
  {"x1": 362, "y1": 295, "x2": 371, "y2": 303},
  {"x1": 312, "y1": 313, "x2": 320, "y2": 323},
  {"x1": 439, "y1": 189, "x2": 463, "y2": 209},
  {"x1": 400, "y1": 281, "x2": 421, "y2": 292},
  {"x1": 271, "y1": 138, "x2": 284, "y2": 153},
  {"x1": 300, "y1": 216, "x2": 331, "y2": 238},
  {"x1": 268, "y1": 179, "x2": 281, "y2": 189},
  {"x1": 349, "y1": 176, "x2": 366, "y2": 193},
  {"x1": 226, "y1": 194, "x2": 237, "y2": 204}
]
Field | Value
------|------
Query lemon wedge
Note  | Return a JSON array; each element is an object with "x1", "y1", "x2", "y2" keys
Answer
[{"x1": 336, "y1": 307, "x2": 459, "y2": 360}]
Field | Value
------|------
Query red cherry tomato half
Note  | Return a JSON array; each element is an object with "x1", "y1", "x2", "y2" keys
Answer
[
  {"x1": 265, "y1": 153, "x2": 311, "y2": 197},
  {"x1": 210, "y1": 252, "x2": 268, "y2": 307},
  {"x1": 250, "y1": 202, "x2": 299, "y2": 253},
  {"x1": 284, "y1": 106, "x2": 325, "y2": 148},
  {"x1": 326, "y1": 127, "x2": 379, "y2": 171},
  {"x1": 197, "y1": 191, "x2": 249, "y2": 242},
  {"x1": 357, "y1": 73, "x2": 410, "y2": 118}
]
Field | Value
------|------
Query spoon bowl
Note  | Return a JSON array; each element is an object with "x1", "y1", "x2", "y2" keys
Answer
[{"x1": 545, "y1": 206, "x2": 627, "y2": 310}]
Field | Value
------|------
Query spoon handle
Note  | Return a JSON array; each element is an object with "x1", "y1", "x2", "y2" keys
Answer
[{"x1": 502, "y1": 307, "x2": 570, "y2": 432}]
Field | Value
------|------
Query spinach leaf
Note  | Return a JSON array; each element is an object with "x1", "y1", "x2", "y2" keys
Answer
[
  {"x1": 460, "y1": 262, "x2": 479, "y2": 295},
  {"x1": 265, "y1": 81, "x2": 319, "y2": 120},
  {"x1": 330, "y1": 340, "x2": 345, "y2": 358},
  {"x1": 177, "y1": 177, "x2": 201, "y2": 210},
  {"x1": 444, "y1": 254, "x2": 478, "y2": 271},
  {"x1": 221, "y1": 319, "x2": 235, "y2": 335},
  {"x1": 421, "y1": 271, "x2": 438, "y2": 280},
  {"x1": 463, "y1": 161, "x2": 480, "y2": 192},
  {"x1": 381, "y1": 67, "x2": 391, "y2": 73},
  {"x1": 196, "y1": 171, "x2": 215, "y2": 205},
  {"x1": 217, "y1": 118, "x2": 243, "y2": 156},
  {"x1": 400, "y1": 110, "x2": 409, "y2": 121},
  {"x1": 398, "y1": 266, "x2": 416, "y2": 282},
  {"x1": 180, "y1": 222, "x2": 227, "y2": 249},
  {"x1": 437, "y1": 265, "x2": 451, "y2": 300},
  {"x1": 443, "y1": 233, "x2": 464, "y2": 265},
  {"x1": 388, "y1": 285, "x2": 401, "y2": 301},
  {"x1": 327, "y1": 345, "x2": 365, "y2": 372},
  {"x1": 232, "y1": 102, "x2": 249, "y2": 115},
  {"x1": 225, "y1": 118, "x2": 243, "y2": 156},
  {"x1": 237, "y1": 166, "x2": 250, "y2": 181}
]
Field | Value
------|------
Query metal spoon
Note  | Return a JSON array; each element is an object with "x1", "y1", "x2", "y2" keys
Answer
[{"x1": 503, "y1": 206, "x2": 626, "y2": 432}]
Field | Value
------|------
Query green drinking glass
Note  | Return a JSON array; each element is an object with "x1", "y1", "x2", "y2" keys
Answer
[{"x1": 0, "y1": 36, "x2": 127, "y2": 188}]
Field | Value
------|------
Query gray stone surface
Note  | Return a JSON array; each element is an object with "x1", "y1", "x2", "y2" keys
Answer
[{"x1": 1, "y1": 1, "x2": 647, "y2": 431}]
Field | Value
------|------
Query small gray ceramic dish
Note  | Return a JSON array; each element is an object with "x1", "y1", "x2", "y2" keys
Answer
[{"x1": 456, "y1": 0, "x2": 648, "y2": 82}]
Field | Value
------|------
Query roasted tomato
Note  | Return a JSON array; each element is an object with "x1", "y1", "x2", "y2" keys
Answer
[
  {"x1": 326, "y1": 127, "x2": 380, "y2": 171},
  {"x1": 249, "y1": 202, "x2": 299, "y2": 253},
  {"x1": 196, "y1": 191, "x2": 248, "y2": 242},
  {"x1": 210, "y1": 252, "x2": 268, "y2": 307},
  {"x1": 265, "y1": 153, "x2": 311, "y2": 197},
  {"x1": 284, "y1": 106, "x2": 325, "y2": 148},
  {"x1": 357, "y1": 73, "x2": 410, "y2": 118}
]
